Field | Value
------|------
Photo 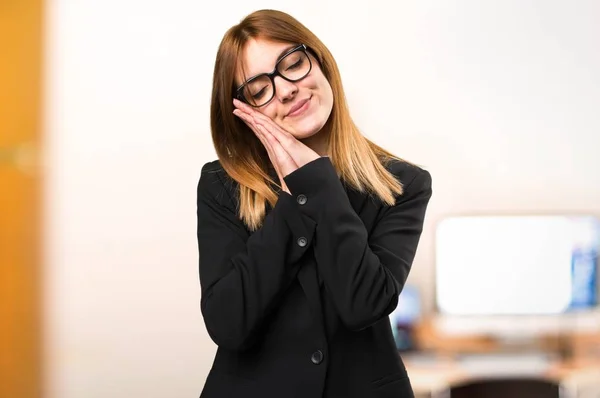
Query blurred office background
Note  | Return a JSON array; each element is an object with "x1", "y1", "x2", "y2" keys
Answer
[{"x1": 1, "y1": 0, "x2": 599, "y2": 397}]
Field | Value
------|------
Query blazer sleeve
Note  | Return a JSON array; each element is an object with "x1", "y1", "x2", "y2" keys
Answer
[
  {"x1": 283, "y1": 157, "x2": 432, "y2": 331},
  {"x1": 197, "y1": 162, "x2": 316, "y2": 350}
]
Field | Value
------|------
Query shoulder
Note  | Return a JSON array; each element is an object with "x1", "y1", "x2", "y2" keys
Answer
[
  {"x1": 200, "y1": 158, "x2": 229, "y2": 176},
  {"x1": 198, "y1": 159, "x2": 226, "y2": 191},
  {"x1": 197, "y1": 159, "x2": 238, "y2": 209},
  {"x1": 383, "y1": 157, "x2": 432, "y2": 198}
]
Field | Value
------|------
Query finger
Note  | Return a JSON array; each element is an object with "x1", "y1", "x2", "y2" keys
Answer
[
  {"x1": 253, "y1": 118, "x2": 296, "y2": 150},
  {"x1": 259, "y1": 125, "x2": 297, "y2": 177},
  {"x1": 233, "y1": 98, "x2": 251, "y2": 111},
  {"x1": 255, "y1": 118, "x2": 319, "y2": 167},
  {"x1": 233, "y1": 103, "x2": 285, "y2": 139},
  {"x1": 233, "y1": 108, "x2": 254, "y2": 126},
  {"x1": 233, "y1": 98, "x2": 261, "y2": 118},
  {"x1": 234, "y1": 111, "x2": 279, "y2": 152},
  {"x1": 254, "y1": 115, "x2": 295, "y2": 141},
  {"x1": 234, "y1": 105, "x2": 298, "y2": 184},
  {"x1": 254, "y1": 126, "x2": 290, "y2": 191},
  {"x1": 236, "y1": 112, "x2": 274, "y2": 161},
  {"x1": 235, "y1": 110, "x2": 285, "y2": 165},
  {"x1": 280, "y1": 179, "x2": 291, "y2": 194},
  {"x1": 233, "y1": 103, "x2": 295, "y2": 150},
  {"x1": 254, "y1": 123, "x2": 280, "y2": 163},
  {"x1": 235, "y1": 110, "x2": 288, "y2": 184},
  {"x1": 234, "y1": 110, "x2": 264, "y2": 139},
  {"x1": 233, "y1": 98, "x2": 296, "y2": 145}
]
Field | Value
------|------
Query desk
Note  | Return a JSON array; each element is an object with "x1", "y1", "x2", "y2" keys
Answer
[
  {"x1": 405, "y1": 355, "x2": 600, "y2": 397},
  {"x1": 405, "y1": 318, "x2": 600, "y2": 397}
]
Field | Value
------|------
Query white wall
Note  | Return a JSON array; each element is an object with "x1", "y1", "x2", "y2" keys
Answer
[{"x1": 43, "y1": 0, "x2": 600, "y2": 397}]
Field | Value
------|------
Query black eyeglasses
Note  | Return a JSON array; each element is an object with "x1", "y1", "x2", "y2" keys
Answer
[{"x1": 235, "y1": 44, "x2": 312, "y2": 107}]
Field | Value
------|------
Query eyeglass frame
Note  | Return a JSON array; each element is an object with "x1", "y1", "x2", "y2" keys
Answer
[{"x1": 235, "y1": 44, "x2": 313, "y2": 107}]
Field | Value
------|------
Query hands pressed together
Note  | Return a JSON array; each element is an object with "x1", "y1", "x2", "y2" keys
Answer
[{"x1": 233, "y1": 98, "x2": 321, "y2": 194}]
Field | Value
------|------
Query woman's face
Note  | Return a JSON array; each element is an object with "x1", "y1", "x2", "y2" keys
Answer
[{"x1": 236, "y1": 38, "x2": 334, "y2": 140}]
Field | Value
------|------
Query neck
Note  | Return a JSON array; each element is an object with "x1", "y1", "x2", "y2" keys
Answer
[{"x1": 301, "y1": 125, "x2": 330, "y2": 157}]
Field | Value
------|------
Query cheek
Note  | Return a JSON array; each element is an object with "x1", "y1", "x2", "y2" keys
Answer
[
  {"x1": 259, "y1": 102, "x2": 280, "y2": 121},
  {"x1": 303, "y1": 75, "x2": 320, "y2": 91},
  {"x1": 306, "y1": 72, "x2": 332, "y2": 106},
  {"x1": 316, "y1": 77, "x2": 334, "y2": 112},
  {"x1": 319, "y1": 75, "x2": 333, "y2": 98}
]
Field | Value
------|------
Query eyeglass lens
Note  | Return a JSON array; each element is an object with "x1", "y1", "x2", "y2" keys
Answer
[{"x1": 241, "y1": 49, "x2": 310, "y2": 107}]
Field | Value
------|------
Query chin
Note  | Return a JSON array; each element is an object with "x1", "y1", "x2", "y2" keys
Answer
[
  {"x1": 289, "y1": 116, "x2": 328, "y2": 140},
  {"x1": 292, "y1": 129, "x2": 320, "y2": 140}
]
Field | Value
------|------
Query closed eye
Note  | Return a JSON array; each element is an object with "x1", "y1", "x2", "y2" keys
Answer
[
  {"x1": 251, "y1": 86, "x2": 268, "y2": 99},
  {"x1": 286, "y1": 58, "x2": 304, "y2": 71}
]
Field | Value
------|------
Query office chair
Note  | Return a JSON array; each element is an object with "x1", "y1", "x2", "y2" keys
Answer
[{"x1": 445, "y1": 378, "x2": 561, "y2": 398}]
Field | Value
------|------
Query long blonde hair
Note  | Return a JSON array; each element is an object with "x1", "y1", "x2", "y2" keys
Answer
[{"x1": 210, "y1": 9, "x2": 404, "y2": 230}]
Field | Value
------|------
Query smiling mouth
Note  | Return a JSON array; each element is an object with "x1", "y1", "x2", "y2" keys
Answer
[{"x1": 286, "y1": 97, "x2": 311, "y2": 118}]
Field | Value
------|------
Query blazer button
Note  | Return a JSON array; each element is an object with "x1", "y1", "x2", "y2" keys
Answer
[
  {"x1": 311, "y1": 350, "x2": 324, "y2": 365},
  {"x1": 297, "y1": 237, "x2": 307, "y2": 247},
  {"x1": 297, "y1": 194, "x2": 307, "y2": 205}
]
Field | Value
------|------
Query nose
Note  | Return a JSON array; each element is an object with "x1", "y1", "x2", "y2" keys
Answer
[{"x1": 274, "y1": 76, "x2": 298, "y2": 103}]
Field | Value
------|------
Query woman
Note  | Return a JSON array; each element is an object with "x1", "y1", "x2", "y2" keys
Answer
[{"x1": 197, "y1": 9, "x2": 432, "y2": 398}]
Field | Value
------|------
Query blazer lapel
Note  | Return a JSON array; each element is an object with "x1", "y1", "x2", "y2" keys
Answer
[
  {"x1": 342, "y1": 181, "x2": 369, "y2": 216},
  {"x1": 296, "y1": 261, "x2": 328, "y2": 341}
]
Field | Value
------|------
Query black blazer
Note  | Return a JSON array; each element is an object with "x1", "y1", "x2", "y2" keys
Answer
[{"x1": 197, "y1": 156, "x2": 432, "y2": 398}]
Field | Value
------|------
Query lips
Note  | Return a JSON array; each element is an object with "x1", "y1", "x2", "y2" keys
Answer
[{"x1": 286, "y1": 97, "x2": 310, "y2": 117}]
